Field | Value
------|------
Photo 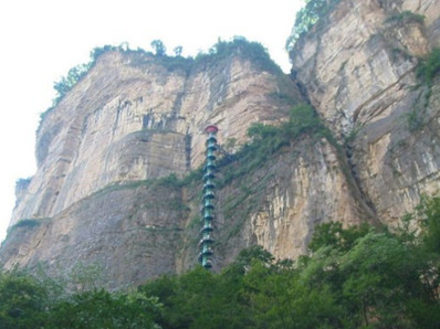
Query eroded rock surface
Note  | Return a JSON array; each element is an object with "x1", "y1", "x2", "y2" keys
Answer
[
  {"x1": 2, "y1": 0, "x2": 440, "y2": 287},
  {"x1": 290, "y1": 0, "x2": 440, "y2": 223},
  {"x1": 12, "y1": 50, "x2": 300, "y2": 226},
  {"x1": 1, "y1": 183, "x2": 186, "y2": 290},
  {"x1": 1, "y1": 137, "x2": 370, "y2": 289}
]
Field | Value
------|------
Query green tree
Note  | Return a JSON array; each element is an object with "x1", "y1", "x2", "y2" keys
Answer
[
  {"x1": 173, "y1": 46, "x2": 183, "y2": 57},
  {"x1": 53, "y1": 63, "x2": 91, "y2": 100},
  {"x1": 247, "y1": 123, "x2": 280, "y2": 141},
  {"x1": 340, "y1": 231, "x2": 440, "y2": 328},
  {"x1": 417, "y1": 195, "x2": 440, "y2": 253},
  {"x1": 0, "y1": 271, "x2": 48, "y2": 329},
  {"x1": 242, "y1": 259, "x2": 341, "y2": 329},
  {"x1": 141, "y1": 266, "x2": 250, "y2": 329},
  {"x1": 286, "y1": 0, "x2": 340, "y2": 50},
  {"x1": 151, "y1": 39, "x2": 167, "y2": 56},
  {"x1": 303, "y1": 220, "x2": 440, "y2": 328},
  {"x1": 286, "y1": 104, "x2": 323, "y2": 138},
  {"x1": 48, "y1": 289, "x2": 162, "y2": 329},
  {"x1": 308, "y1": 222, "x2": 371, "y2": 252},
  {"x1": 3, "y1": 197, "x2": 440, "y2": 329}
]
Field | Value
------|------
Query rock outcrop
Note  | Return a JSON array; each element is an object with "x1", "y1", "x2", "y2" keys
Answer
[
  {"x1": 1, "y1": 136, "x2": 371, "y2": 290},
  {"x1": 1, "y1": 0, "x2": 440, "y2": 288},
  {"x1": 12, "y1": 48, "x2": 300, "y2": 226},
  {"x1": 290, "y1": 0, "x2": 440, "y2": 224}
]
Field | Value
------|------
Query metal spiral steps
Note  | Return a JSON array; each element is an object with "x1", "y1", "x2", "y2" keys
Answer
[{"x1": 199, "y1": 125, "x2": 219, "y2": 269}]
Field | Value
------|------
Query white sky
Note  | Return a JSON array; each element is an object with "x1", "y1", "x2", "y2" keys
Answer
[{"x1": 0, "y1": 0, "x2": 303, "y2": 242}]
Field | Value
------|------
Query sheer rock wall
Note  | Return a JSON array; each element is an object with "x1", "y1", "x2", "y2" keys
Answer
[
  {"x1": 1, "y1": 0, "x2": 440, "y2": 287},
  {"x1": 290, "y1": 0, "x2": 440, "y2": 224},
  {"x1": 11, "y1": 51, "x2": 299, "y2": 226}
]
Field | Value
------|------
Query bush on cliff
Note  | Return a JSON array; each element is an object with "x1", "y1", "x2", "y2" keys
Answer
[
  {"x1": 417, "y1": 48, "x2": 440, "y2": 86},
  {"x1": 286, "y1": 0, "x2": 341, "y2": 50}
]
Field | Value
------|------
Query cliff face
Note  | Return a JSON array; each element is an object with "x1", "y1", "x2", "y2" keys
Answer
[
  {"x1": 290, "y1": 0, "x2": 440, "y2": 224},
  {"x1": 1, "y1": 183, "x2": 186, "y2": 289},
  {"x1": 12, "y1": 50, "x2": 299, "y2": 226},
  {"x1": 1, "y1": 0, "x2": 440, "y2": 288},
  {"x1": 0, "y1": 137, "x2": 369, "y2": 290}
]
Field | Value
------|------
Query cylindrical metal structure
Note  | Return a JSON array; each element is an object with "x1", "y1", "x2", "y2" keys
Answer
[{"x1": 199, "y1": 125, "x2": 218, "y2": 269}]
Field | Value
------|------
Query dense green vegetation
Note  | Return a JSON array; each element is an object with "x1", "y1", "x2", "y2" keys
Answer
[
  {"x1": 194, "y1": 36, "x2": 281, "y2": 73},
  {"x1": 406, "y1": 48, "x2": 440, "y2": 131},
  {"x1": 15, "y1": 178, "x2": 31, "y2": 187},
  {"x1": 0, "y1": 271, "x2": 162, "y2": 329},
  {"x1": 217, "y1": 104, "x2": 330, "y2": 186},
  {"x1": 7, "y1": 219, "x2": 41, "y2": 234},
  {"x1": 417, "y1": 48, "x2": 440, "y2": 86},
  {"x1": 52, "y1": 64, "x2": 91, "y2": 106},
  {"x1": 286, "y1": 0, "x2": 340, "y2": 51},
  {"x1": 386, "y1": 10, "x2": 425, "y2": 24},
  {"x1": 151, "y1": 39, "x2": 167, "y2": 56},
  {"x1": 2, "y1": 196, "x2": 439, "y2": 328}
]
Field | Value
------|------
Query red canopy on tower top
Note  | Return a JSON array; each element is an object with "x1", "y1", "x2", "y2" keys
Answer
[{"x1": 205, "y1": 125, "x2": 218, "y2": 133}]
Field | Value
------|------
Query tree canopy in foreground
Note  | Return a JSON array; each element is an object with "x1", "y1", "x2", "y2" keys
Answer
[{"x1": 1, "y1": 196, "x2": 440, "y2": 329}]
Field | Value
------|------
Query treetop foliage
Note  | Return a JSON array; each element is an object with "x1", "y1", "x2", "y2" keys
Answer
[
  {"x1": 194, "y1": 36, "x2": 281, "y2": 73},
  {"x1": 308, "y1": 221, "x2": 371, "y2": 252},
  {"x1": 2, "y1": 195, "x2": 440, "y2": 328},
  {"x1": 151, "y1": 39, "x2": 167, "y2": 56}
]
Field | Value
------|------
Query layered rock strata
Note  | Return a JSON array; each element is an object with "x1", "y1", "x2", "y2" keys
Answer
[
  {"x1": 2, "y1": 0, "x2": 440, "y2": 287},
  {"x1": 290, "y1": 0, "x2": 440, "y2": 224},
  {"x1": 1, "y1": 136, "x2": 368, "y2": 289},
  {"x1": 12, "y1": 50, "x2": 300, "y2": 226}
]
